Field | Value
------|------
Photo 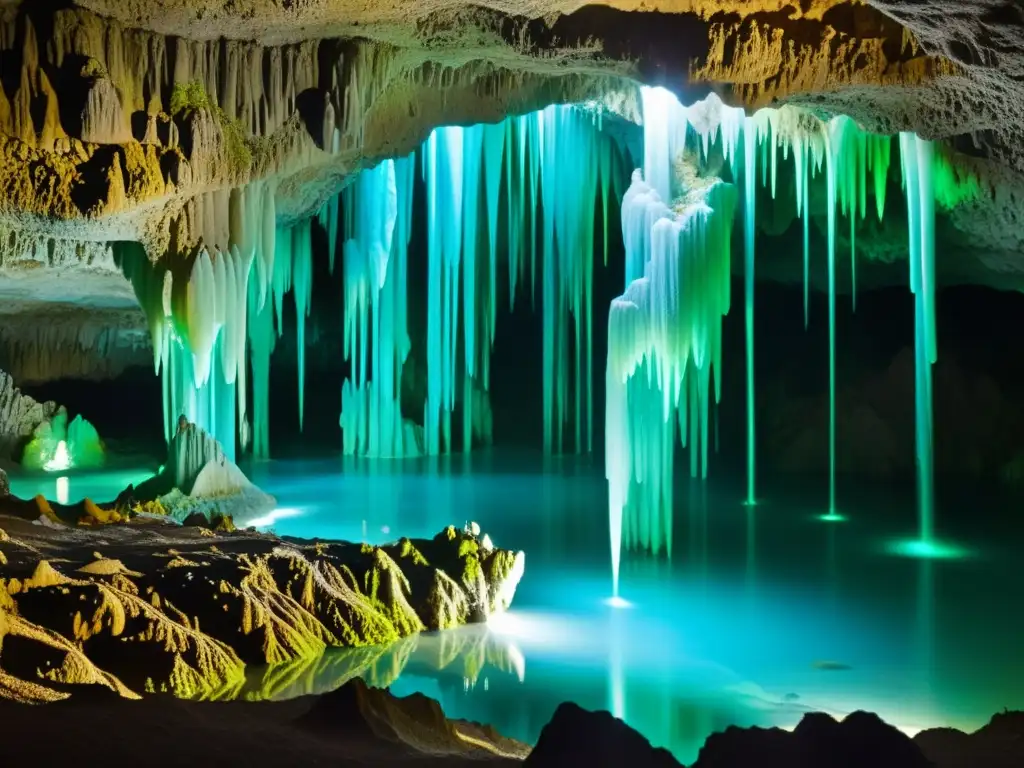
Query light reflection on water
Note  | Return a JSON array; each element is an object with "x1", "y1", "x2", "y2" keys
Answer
[
  {"x1": 8, "y1": 452, "x2": 1022, "y2": 763},
  {"x1": 240, "y1": 452, "x2": 1023, "y2": 762}
]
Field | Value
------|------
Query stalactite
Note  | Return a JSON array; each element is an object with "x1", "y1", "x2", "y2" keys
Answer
[
  {"x1": 607, "y1": 169, "x2": 737, "y2": 596},
  {"x1": 607, "y1": 86, "x2": 980, "y2": 590},
  {"x1": 901, "y1": 133, "x2": 937, "y2": 544},
  {"x1": 339, "y1": 155, "x2": 418, "y2": 458}
]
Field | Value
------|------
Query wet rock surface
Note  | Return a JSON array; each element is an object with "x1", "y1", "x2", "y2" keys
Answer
[{"x1": 0, "y1": 514, "x2": 524, "y2": 700}]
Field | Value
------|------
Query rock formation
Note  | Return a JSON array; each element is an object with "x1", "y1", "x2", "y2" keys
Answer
[
  {"x1": 763, "y1": 347, "x2": 1024, "y2": 480},
  {"x1": 133, "y1": 419, "x2": 276, "y2": 524},
  {"x1": 0, "y1": 512, "x2": 525, "y2": 700},
  {"x1": 0, "y1": 370, "x2": 58, "y2": 460},
  {"x1": 0, "y1": 369, "x2": 103, "y2": 467},
  {"x1": 0, "y1": 0, "x2": 1022, "y2": 390},
  {"x1": 523, "y1": 704, "x2": 1024, "y2": 767},
  {"x1": 0, "y1": 677, "x2": 530, "y2": 764},
  {"x1": 0, "y1": 670, "x2": 1019, "y2": 767}
]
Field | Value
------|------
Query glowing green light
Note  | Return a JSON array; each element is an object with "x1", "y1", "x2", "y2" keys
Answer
[
  {"x1": 743, "y1": 116, "x2": 757, "y2": 508},
  {"x1": 885, "y1": 538, "x2": 971, "y2": 560},
  {"x1": 816, "y1": 511, "x2": 847, "y2": 523}
]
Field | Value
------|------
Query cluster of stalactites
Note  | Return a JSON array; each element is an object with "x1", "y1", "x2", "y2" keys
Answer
[
  {"x1": 338, "y1": 155, "x2": 419, "y2": 458},
  {"x1": 607, "y1": 168, "x2": 737, "y2": 593},
  {"x1": 606, "y1": 89, "x2": 906, "y2": 591},
  {"x1": 242, "y1": 198, "x2": 316, "y2": 459},
  {"x1": 607, "y1": 88, "x2": 980, "y2": 591},
  {"x1": 0, "y1": 6, "x2": 337, "y2": 150},
  {"x1": 118, "y1": 178, "x2": 318, "y2": 461},
  {"x1": 416, "y1": 106, "x2": 621, "y2": 457}
]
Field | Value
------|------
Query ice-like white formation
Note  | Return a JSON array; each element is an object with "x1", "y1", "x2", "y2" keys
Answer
[
  {"x1": 134, "y1": 419, "x2": 276, "y2": 523},
  {"x1": 607, "y1": 87, "x2": 976, "y2": 591},
  {"x1": 119, "y1": 228, "x2": 254, "y2": 462},
  {"x1": 900, "y1": 133, "x2": 937, "y2": 543},
  {"x1": 607, "y1": 169, "x2": 737, "y2": 594}
]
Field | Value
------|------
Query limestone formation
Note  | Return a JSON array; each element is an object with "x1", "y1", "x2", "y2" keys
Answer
[
  {"x1": 0, "y1": 370, "x2": 58, "y2": 460},
  {"x1": 133, "y1": 420, "x2": 276, "y2": 524},
  {"x1": 0, "y1": 0, "x2": 1021, "y2": 384},
  {"x1": 0, "y1": 513, "x2": 526, "y2": 700}
]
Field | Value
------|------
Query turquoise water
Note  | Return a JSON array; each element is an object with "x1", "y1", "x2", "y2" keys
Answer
[{"x1": 9, "y1": 453, "x2": 1023, "y2": 763}]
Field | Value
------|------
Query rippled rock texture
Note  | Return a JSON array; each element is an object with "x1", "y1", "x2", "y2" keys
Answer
[{"x1": 0, "y1": 515, "x2": 524, "y2": 701}]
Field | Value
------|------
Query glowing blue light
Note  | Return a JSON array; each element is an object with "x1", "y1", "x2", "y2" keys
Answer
[
  {"x1": 604, "y1": 595, "x2": 633, "y2": 609},
  {"x1": 247, "y1": 506, "x2": 303, "y2": 529}
]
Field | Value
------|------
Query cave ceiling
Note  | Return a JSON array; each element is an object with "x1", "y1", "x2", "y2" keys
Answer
[{"x1": 0, "y1": 0, "x2": 1022, "y2": 380}]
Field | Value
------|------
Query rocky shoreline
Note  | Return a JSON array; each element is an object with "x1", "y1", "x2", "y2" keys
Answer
[
  {"x1": 0, "y1": 502, "x2": 1020, "y2": 766},
  {"x1": 0, "y1": 512, "x2": 524, "y2": 701},
  {"x1": 0, "y1": 671, "x2": 1019, "y2": 767}
]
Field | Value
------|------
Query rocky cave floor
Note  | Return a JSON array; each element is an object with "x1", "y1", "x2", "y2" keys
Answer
[{"x1": 0, "y1": 504, "x2": 1020, "y2": 767}]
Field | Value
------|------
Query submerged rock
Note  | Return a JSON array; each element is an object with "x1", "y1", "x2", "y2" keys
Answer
[{"x1": 0, "y1": 515, "x2": 525, "y2": 700}]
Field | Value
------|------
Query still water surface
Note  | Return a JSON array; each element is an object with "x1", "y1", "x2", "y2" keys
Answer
[{"x1": 9, "y1": 452, "x2": 1023, "y2": 763}]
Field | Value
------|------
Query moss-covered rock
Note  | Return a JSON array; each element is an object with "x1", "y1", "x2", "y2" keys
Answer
[{"x1": 0, "y1": 515, "x2": 525, "y2": 701}]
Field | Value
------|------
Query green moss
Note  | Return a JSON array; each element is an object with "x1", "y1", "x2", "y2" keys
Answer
[
  {"x1": 397, "y1": 538, "x2": 429, "y2": 566},
  {"x1": 457, "y1": 538, "x2": 478, "y2": 558},
  {"x1": 462, "y1": 553, "x2": 482, "y2": 584},
  {"x1": 169, "y1": 81, "x2": 211, "y2": 115},
  {"x1": 168, "y1": 80, "x2": 253, "y2": 176}
]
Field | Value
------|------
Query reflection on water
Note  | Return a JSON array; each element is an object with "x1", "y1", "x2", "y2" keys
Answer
[
  {"x1": 8, "y1": 452, "x2": 1022, "y2": 764},
  {"x1": 6, "y1": 467, "x2": 155, "y2": 505},
  {"x1": 242, "y1": 452, "x2": 1023, "y2": 763},
  {"x1": 219, "y1": 625, "x2": 525, "y2": 704}
]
